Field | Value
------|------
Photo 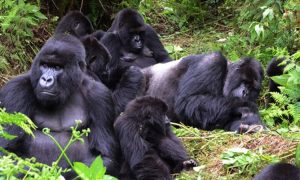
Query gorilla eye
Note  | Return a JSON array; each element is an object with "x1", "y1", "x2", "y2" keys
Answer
[
  {"x1": 54, "y1": 65, "x2": 62, "y2": 70},
  {"x1": 145, "y1": 114, "x2": 151, "y2": 119},
  {"x1": 40, "y1": 63, "x2": 48, "y2": 68},
  {"x1": 90, "y1": 56, "x2": 97, "y2": 64}
]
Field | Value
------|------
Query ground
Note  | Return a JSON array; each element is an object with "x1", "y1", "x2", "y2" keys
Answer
[{"x1": 160, "y1": 31, "x2": 300, "y2": 179}]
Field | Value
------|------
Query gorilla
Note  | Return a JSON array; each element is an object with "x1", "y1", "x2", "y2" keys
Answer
[
  {"x1": 114, "y1": 96, "x2": 196, "y2": 179},
  {"x1": 266, "y1": 57, "x2": 286, "y2": 104},
  {"x1": 54, "y1": 11, "x2": 144, "y2": 114},
  {"x1": 0, "y1": 27, "x2": 119, "y2": 177},
  {"x1": 254, "y1": 163, "x2": 300, "y2": 180},
  {"x1": 100, "y1": 8, "x2": 171, "y2": 70},
  {"x1": 55, "y1": 11, "x2": 94, "y2": 38},
  {"x1": 142, "y1": 52, "x2": 264, "y2": 132}
]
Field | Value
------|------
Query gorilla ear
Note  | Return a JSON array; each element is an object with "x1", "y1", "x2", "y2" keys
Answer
[
  {"x1": 55, "y1": 11, "x2": 94, "y2": 37},
  {"x1": 78, "y1": 61, "x2": 86, "y2": 72}
]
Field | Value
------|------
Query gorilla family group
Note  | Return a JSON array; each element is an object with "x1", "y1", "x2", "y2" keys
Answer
[{"x1": 0, "y1": 8, "x2": 297, "y2": 180}]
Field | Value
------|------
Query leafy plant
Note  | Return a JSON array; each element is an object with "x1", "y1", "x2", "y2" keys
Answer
[
  {"x1": 0, "y1": 0, "x2": 47, "y2": 72},
  {"x1": 0, "y1": 109, "x2": 63, "y2": 179},
  {"x1": 261, "y1": 50, "x2": 300, "y2": 127},
  {"x1": 0, "y1": 108, "x2": 36, "y2": 140},
  {"x1": 221, "y1": 147, "x2": 279, "y2": 175},
  {"x1": 73, "y1": 156, "x2": 117, "y2": 180},
  {"x1": 0, "y1": 152, "x2": 64, "y2": 179}
]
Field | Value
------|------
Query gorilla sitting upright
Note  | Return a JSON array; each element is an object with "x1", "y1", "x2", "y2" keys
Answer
[
  {"x1": 0, "y1": 24, "x2": 119, "y2": 177},
  {"x1": 54, "y1": 11, "x2": 145, "y2": 114},
  {"x1": 101, "y1": 8, "x2": 171, "y2": 69},
  {"x1": 114, "y1": 96, "x2": 196, "y2": 179},
  {"x1": 143, "y1": 52, "x2": 264, "y2": 132}
]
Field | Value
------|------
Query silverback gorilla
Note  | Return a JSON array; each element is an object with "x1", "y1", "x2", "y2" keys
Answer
[
  {"x1": 0, "y1": 25, "x2": 119, "y2": 177},
  {"x1": 143, "y1": 52, "x2": 264, "y2": 132},
  {"x1": 114, "y1": 96, "x2": 196, "y2": 179}
]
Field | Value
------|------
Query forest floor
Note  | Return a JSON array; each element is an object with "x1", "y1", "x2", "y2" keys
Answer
[{"x1": 161, "y1": 30, "x2": 300, "y2": 179}]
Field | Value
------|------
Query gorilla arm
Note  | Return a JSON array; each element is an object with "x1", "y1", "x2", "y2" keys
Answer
[
  {"x1": 101, "y1": 33, "x2": 145, "y2": 114},
  {"x1": 81, "y1": 78, "x2": 119, "y2": 174},
  {"x1": 156, "y1": 127, "x2": 196, "y2": 173},
  {"x1": 114, "y1": 115, "x2": 150, "y2": 169},
  {"x1": 0, "y1": 74, "x2": 36, "y2": 153},
  {"x1": 113, "y1": 66, "x2": 145, "y2": 114},
  {"x1": 175, "y1": 53, "x2": 247, "y2": 130},
  {"x1": 144, "y1": 25, "x2": 172, "y2": 63}
]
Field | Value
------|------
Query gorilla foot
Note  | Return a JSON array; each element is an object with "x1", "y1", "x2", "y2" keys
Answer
[{"x1": 182, "y1": 159, "x2": 197, "y2": 170}]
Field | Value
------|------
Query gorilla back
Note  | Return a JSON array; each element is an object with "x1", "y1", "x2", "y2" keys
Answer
[
  {"x1": 143, "y1": 52, "x2": 264, "y2": 132},
  {"x1": 0, "y1": 34, "x2": 119, "y2": 176}
]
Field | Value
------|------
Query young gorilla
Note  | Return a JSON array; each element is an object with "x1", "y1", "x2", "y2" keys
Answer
[
  {"x1": 114, "y1": 96, "x2": 196, "y2": 179},
  {"x1": 0, "y1": 34, "x2": 119, "y2": 176},
  {"x1": 254, "y1": 163, "x2": 300, "y2": 180},
  {"x1": 143, "y1": 52, "x2": 264, "y2": 132},
  {"x1": 101, "y1": 8, "x2": 171, "y2": 70}
]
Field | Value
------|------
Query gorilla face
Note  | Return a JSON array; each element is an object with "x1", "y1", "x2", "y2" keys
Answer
[
  {"x1": 81, "y1": 36, "x2": 111, "y2": 82},
  {"x1": 224, "y1": 58, "x2": 263, "y2": 101},
  {"x1": 30, "y1": 35, "x2": 86, "y2": 107},
  {"x1": 35, "y1": 61, "x2": 64, "y2": 105},
  {"x1": 129, "y1": 33, "x2": 144, "y2": 53}
]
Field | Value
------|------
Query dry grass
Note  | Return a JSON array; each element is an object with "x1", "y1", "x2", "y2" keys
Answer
[{"x1": 173, "y1": 124, "x2": 299, "y2": 179}]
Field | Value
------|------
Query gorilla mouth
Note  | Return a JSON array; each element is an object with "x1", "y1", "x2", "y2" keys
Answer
[{"x1": 41, "y1": 91, "x2": 57, "y2": 96}]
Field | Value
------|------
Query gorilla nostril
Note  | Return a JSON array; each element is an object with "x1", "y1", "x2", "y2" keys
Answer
[
  {"x1": 47, "y1": 77, "x2": 54, "y2": 83},
  {"x1": 242, "y1": 90, "x2": 248, "y2": 97},
  {"x1": 40, "y1": 75, "x2": 54, "y2": 88}
]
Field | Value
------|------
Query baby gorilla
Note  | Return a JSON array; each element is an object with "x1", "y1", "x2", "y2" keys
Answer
[{"x1": 114, "y1": 96, "x2": 196, "y2": 179}]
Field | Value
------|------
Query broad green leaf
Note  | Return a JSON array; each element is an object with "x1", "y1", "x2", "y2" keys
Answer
[
  {"x1": 271, "y1": 74, "x2": 289, "y2": 86},
  {"x1": 73, "y1": 162, "x2": 90, "y2": 180},
  {"x1": 90, "y1": 156, "x2": 106, "y2": 179},
  {"x1": 262, "y1": 8, "x2": 274, "y2": 20},
  {"x1": 254, "y1": 24, "x2": 264, "y2": 37}
]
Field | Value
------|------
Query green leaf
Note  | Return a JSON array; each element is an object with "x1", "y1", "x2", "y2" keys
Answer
[
  {"x1": 271, "y1": 74, "x2": 289, "y2": 86},
  {"x1": 73, "y1": 162, "x2": 91, "y2": 180},
  {"x1": 296, "y1": 144, "x2": 300, "y2": 167},
  {"x1": 254, "y1": 24, "x2": 264, "y2": 37},
  {"x1": 90, "y1": 156, "x2": 106, "y2": 179},
  {"x1": 262, "y1": 8, "x2": 274, "y2": 20}
]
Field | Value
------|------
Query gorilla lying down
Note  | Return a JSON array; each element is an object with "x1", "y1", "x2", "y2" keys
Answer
[
  {"x1": 0, "y1": 16, "x2": 120, "y2": 177},
  {"x1": 114, "y1": 96, "x2": 196, "y2": 179},
  {"x1": 143, "y1": 52, "x2": 264, "y2": 133}
]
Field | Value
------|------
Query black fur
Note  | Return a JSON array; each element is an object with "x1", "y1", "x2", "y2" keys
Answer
[
  {"x1": 254, "y1": 163, "x2": 300, "y2": 180},
  {"x1": 55, "y1": 11, "x2": 144, "y2": 114},
  {"x1": 101, "y1": 8, "x2": 171, "y2": 69},
  {"x1": 114, "y1": 96, "x2": 196, "y2": 179},
  {"x1": 83, "y1": 33, "x2": 145, "y2": 114},
  {"x1": 266, "y1": 57, "x2": 286, "y2": 104},
  {"x1": 143, "y1": 52, "x2": 264, "y2": 132},
  {"x1": 55, "y1": 11, "x2": 94, "y2": 38},
  {"x1": 0, "y1": 33, "x2": 119, "y2": 177}
]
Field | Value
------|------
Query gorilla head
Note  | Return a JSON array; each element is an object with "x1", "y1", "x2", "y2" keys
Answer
[
  {"x1": 30, "y1": 34, "x2": 86, "y2": 107},
  {"x1": 124, "y1": 96, "x2": 169, "y2": 137},
  {"x1": 55, "y1": 11, "x2": 94, "y2": 37},
  {"x1": 224, "y1": 58, "x2": 264, "y2": 101},
  {"x1": 81, "y1": 35, "x2": 111, "y2": 82},
  {"x1": 109, "y1": 8, "x2": 146, "y2": 53}
]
